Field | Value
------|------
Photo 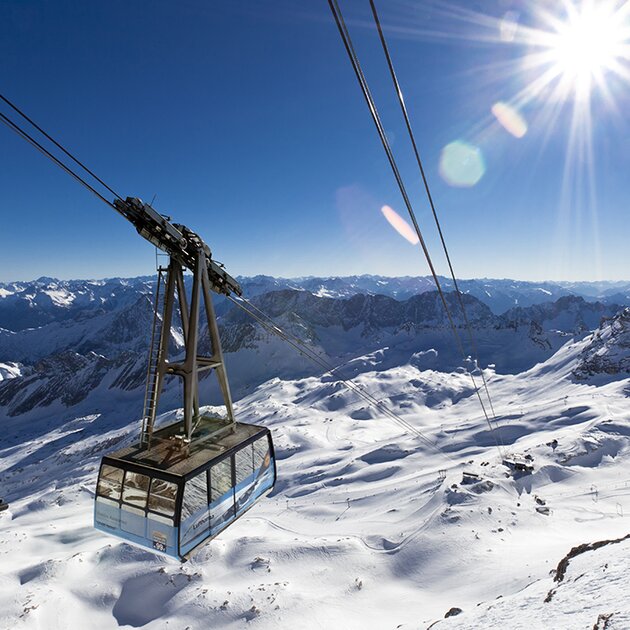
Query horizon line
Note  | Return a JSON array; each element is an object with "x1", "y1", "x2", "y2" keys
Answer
[{"x1": 2, "y1": 273, "x2": 630, "y2": 286}]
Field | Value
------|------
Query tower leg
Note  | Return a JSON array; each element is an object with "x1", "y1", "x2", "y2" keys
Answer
[
  {"x1": 201, "y1": 266, "x2": 235, "y2": 423},
  {"x1": 142, "y1": 249, "x2": 237, "y2": 449},
  {"x1": 143, "y1": 260, "x2": 178, "y2": 446}
]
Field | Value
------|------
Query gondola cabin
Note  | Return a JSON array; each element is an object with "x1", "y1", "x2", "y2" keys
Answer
[{"x1": 94, "y1": 417, "x2": 276, "y2": 560}]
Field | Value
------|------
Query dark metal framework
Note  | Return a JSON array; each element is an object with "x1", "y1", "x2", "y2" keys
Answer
[
  {"x1": 111, "y1": 196, "x2": 242, "y2": 449},
  {"x1": 141, "y1": 253, "x2": 235, "y2": 447},
  {"x1": 91, "y1": 196, "x2": 278, "y2": 557},
  {"x1": 0, "y1": 97, "x2": 281, "y2": 556}
]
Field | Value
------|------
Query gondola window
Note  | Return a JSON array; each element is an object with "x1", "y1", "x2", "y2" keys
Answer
[
  {"x1": 122, "y1": 472, "x2": 150, "y2": 508},
  {"x1": 181, "y1": 471, "x2": 210, "y2": 549},
  {"x1": 211, "y1": 458, "x2": 233, "y2": 501},
  {"x1": 253, "y1": 436, "x2": 270, "y2": 470},
  {"x1": 96, "y1": 465, "x2": 124, "y2": 500},
  {"x1": 210, "y1": 457, "x2": 235, "y2": 532},
  {"x1": 235, "y1": 445, "x2": 254, "y2": 485},
  {"x1": 148, "y1": 478, "x2": 177, "y2": 517}
]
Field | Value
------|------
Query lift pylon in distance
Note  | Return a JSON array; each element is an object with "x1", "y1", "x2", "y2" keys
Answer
[{"x1": 93, "y1": 197, "x2": 276, "y2": 560}]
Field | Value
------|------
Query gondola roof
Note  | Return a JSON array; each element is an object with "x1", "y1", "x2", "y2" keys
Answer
[{"x1": 103, "y1": 416, "x2": 267, "y2": 478}]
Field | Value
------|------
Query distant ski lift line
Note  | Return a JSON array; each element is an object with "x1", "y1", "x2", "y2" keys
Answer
[{"x1": 0, "y1": 90, "x2": 465, "y2": 558}]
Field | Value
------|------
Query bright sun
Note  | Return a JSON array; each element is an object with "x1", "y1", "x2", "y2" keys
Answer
[{"x1": 548, "y1": 2, "x2": 627, "y2": 97}]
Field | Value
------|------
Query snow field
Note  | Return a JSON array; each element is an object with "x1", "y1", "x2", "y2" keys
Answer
[{"x1": 1, "y1": 341, "x2": 630, "y2": 628}]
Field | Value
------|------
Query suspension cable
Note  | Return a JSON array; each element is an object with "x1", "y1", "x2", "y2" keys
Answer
[
  {"x1": 0, "y1": 95, "x2": 457, "y2": 463},
  {"x1": 0, "y1": 111, "x2": 120, "y2": 213},
  {"x1": 228, "y1": 294, "x2": 457, "y2": 463},
  {"x1": 0, "y1": 93, "x2": 125, "y2": 202},
  {"x1": 368, "y1": 0, "x2": 498, "y2": 421},
  {"x1": 327, "y1": 0, "x2": 504, "y2": 456}
]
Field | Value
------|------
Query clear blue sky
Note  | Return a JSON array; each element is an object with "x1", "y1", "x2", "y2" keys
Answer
[{"x1": 2, "y1": 0, "x2": 630, "y2": 283}]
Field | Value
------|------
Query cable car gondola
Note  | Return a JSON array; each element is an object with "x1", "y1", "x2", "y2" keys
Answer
[
  {"x1": 92, "y1": 197, "x2": 276, "y2": 559},
  {"x1": 95, "y1": 419, "x2": 275, "y2": 559}
]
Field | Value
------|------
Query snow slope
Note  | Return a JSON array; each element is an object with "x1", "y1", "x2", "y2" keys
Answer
[
  {"x1": 434, "y1": 536, "x2": 630, "y2": 629},
  {"x1": 1, "y1": 329, "x2": 630, "y2": 629}
]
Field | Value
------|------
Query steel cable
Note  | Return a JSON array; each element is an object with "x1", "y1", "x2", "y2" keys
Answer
[
  {"x1": 0, "y1": 93, "x2": 125, "y2": 202},
  {"x1": 368, "y1": 0, "x2": 499, "y2": 422},
  {"x1": 0, "y1": 95, "x2": 447, "y2": 458},
  {"x1": 0, "y1": 111, "x2": 119, "y2": 212},
  {"x1": 327, "y1": 0, "x2": 505, "y2": 457},
  {"x1": 0, "y1": 83, "x2": 498, "y2": 461}
]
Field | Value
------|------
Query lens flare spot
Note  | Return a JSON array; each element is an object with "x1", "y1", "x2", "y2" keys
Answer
[
  {"x1": 380, "y1": 205, "x2": 419, "y2": 245},
  {"x1": 491, "y1": 101, "x2": 527, "y2": 138},
  {"x1": 439, "y1": 141, "x2": 485, "y2": 187},
  {"x1": 500, "y1": 11, "x2": 519, "y2": 42}
]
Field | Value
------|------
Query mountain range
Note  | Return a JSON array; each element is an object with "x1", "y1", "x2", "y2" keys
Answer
[
  {"x1": 1, "y1": 275, "x2": 629, "y2": 424},
  {"x1": 2, "y1": 274, "x2": 630, "y2": 332}
]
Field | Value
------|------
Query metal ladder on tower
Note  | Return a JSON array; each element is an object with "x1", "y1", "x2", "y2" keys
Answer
[{"x1": 141, "y1": 266, "x2": 168, "y2": 446}]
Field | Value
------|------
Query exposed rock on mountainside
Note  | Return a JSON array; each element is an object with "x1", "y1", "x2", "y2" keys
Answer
[
  {"x1": 502, "y1": 295, "x2": 616, "y2": 334},
  {"x1": 0, "y1": 350, "x2": 145, "y2": 416},
  {"x1": 573, "y1": 308, "x2": 630, "y2": 380},
  {"x1": 223, "y1": 290, "x2": 494, "y2": 338}
]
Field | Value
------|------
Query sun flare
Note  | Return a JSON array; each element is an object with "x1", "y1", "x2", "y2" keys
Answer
[{"x1": 546, "y1": 1, "x2": 629, "y2": 98}]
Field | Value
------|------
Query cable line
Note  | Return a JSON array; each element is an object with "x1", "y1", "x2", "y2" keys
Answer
[
  {"x1": 327, "y1": 0, "x2": 504, "y2": 457},
  {"x1": 0, "y1": 88, "x2": 489, "y2": 465},
  {"x1": 0, "y1": 111, "x2": 119, "y2": 212},
  {"x1": 0, "y1": 96, "x2": 456, "y2": 463},
  {"x1": 0, "y1": 93, "x2": 125, "y2": 202},
  {"x1": 368, "y1": 0, "x2": 498, "y2": 422}
]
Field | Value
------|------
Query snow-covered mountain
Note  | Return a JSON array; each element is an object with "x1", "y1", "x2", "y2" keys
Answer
[
  {"x1": 0, "y1": 276, "x2": 155, "y2": 331},
  {"x1": 435, "y1": 534, "x2": 630, "y2": 629},
  {"x1": 573, "y1": 308, "x2": 630, "y2": 381},
  {"x1": 2, "y1": 275, "x2": 630, "y2": 330},
  {"x1": 0, "y1": 277, "x2": 624, "y2": 421},
  {"x1": 219, "y1": 275, "x2": 630, "y2": 314},
  {"x1": 2, "y1": 293, "x2": 630, "y2": 628}
]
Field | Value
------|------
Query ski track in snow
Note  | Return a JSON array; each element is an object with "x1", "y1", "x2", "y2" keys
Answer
[{"x1": 1, "y1": 340, "x2": 630, "y2": 628}]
